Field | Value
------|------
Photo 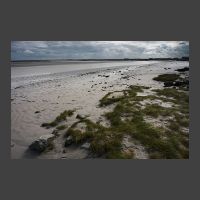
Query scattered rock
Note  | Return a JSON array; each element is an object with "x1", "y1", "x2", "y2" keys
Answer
[
  {"x1": 29, "y1": 134, "x2": 55, "y2": 153},
  {"x1": 51, "y1": 129, "x2": 60, "y2": 137},
  {"x1": 176, "y1": 67, "x2": 189, "y2": 72},
  {"x1": 174, "y1": 80, "x2": 189, "y2": 86},
  {"x1": 164, "y1": 81, "x2": 174, "y2": 87},
  {"x1": 76, "y1": 114, "x2": 88, "y2": 120},
  {"x1": 164, "y1": 80, "x2": 189, "y2": 87},
  {"x1": 14, "y1": 86, "x2": 24, "y2": 89},
  {"x1": 63, "y1": 149, "x2": 66, "y2": 153},
  {"x1": 81, "y1": 142, "x2": 90, "y2": 150},
  {"x1": 65, "y1": 136, "x2": 73, "y2": 147}
]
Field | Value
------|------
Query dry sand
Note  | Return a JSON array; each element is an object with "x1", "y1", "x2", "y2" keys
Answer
[{"x1": 11, "y1": 61, "x2": 189, "y2": 159}]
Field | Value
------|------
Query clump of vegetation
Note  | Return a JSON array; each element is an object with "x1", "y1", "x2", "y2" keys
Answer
[
  {"x1": 153, "y1": 74, "x2": 180, "y2": 82},
  {"x1": 60, "y1": 84, "x2": 189, "y2": 159},
  {"x1": 55, "y1": 110, "x2": 75, "y2": 122},
  {"x1": 56, "y1": 125, "x2": 67, "y2": 130},
  {"x1": 142, "y1": 103, "x2": 173, "y2": 118},
  {"x1": 41, "y1": 121, "x2": 58, "y2": 128},
  {"x1": 153, "y1": 88, "x2": 189, "y2": 115},
  {"x1": 174, "y1": 113, "x2": 189, "y2": 127},
  {"x1": 99, "y1": 86, "x2": 149, "y2": 107},
  {"x1": 153, "y1": 88, "x2": 188, "y2": 101},
  {"x1": 41, "y1": 109, "x2": 75, "y2": 128},
  {"x1": 99, "y1": 92, "x2": 124, "y2": 107}
]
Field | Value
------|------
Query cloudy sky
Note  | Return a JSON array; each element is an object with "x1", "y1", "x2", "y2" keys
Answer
[{"x1": 11, "y1": 41, "x2": 189, "y2": 60}]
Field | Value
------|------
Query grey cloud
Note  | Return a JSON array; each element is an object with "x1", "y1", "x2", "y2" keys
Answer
[{"x1": 11, "y1": 41, "x2": 189, "y2": 60}]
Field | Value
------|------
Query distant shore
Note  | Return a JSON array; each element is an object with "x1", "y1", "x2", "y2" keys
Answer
[{"x1": 11, "y1": 57, "x2": 189, "y2": 67}]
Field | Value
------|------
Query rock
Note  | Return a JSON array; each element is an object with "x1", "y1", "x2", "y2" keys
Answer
[
  {"x1": 51, "y1": 129, "x2": 60, "y2": 137},
  {"x1": 164, "y1": 81, "x2": 174, "y2": 87},
  {"x1": 15, "y1": 86, "x2": 24, "y2": 89},
  {"x1": 35, "y1": 111, "x2": 40, "y2": 113},
  {"x1": 65, "y1": 136, "x2": 73, "y2": 147},
  {"x1": 81, "y1": 142, "x2": 90, "y2": 150},
  {"x1": 173, "y1": 81, "x2": 183, "y2": 86},
  {"x1": 176, "y1": 67, "x2": 189, "y2": 72},
  {"x1": 29, "y1": 139, "x2": 47, "y2": 152},
  {"x1": 174, "y1": 80, "x2": 189, "y2": 87},
  {"x1": 29, "y1": 134, "x2": 55, "y2": 153},
  {"x1": 76, "y1": 114, "x2": 88, "y2": 120}
]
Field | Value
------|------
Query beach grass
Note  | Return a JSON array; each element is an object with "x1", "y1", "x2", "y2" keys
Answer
[
  {"x1": 62, "y1": 83, "x2": 189, "y2": 159},
  {"x1": 41, "y1": 109, "x2": 75, "y2": 128}
]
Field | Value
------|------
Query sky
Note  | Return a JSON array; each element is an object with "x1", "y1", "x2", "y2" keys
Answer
[{"x1": 11, "y1": 41, "x2": 189, "y2": 60}]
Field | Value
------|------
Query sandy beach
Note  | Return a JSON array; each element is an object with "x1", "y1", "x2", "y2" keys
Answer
[{"x1": 11, "y1": 60, "x2": 189, "y2": 159}]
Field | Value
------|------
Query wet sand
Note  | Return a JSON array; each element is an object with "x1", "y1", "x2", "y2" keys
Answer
[{"x1": 11, "y1": 61, "x2": 189, "y2": 159}]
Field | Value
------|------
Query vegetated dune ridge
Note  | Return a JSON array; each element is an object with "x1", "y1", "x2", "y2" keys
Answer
[{"x1": 11, "y1": 61, "x2": 189, "y2": 159}]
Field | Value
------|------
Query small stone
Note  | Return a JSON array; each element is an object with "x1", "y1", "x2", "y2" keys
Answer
[
  {"x1": 63, "y1": 149, "x2": 66, "y2": 153},
  {"x1": 65, "y1": 136, "x2": 73, "y2": 147},
  {"x1": 81, "y1": 142, "x2": 90, "y2": 150},
  {"x1": 52, "y1": 129, "x2": 59, "y2": 137},
  {"x1": 164, "y1": 81, "x2": 174, "y2": 87}
]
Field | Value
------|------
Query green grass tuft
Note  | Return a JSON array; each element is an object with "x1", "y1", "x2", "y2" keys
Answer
[
  {"x1": 41, "y1": 109, "x2": 75, "y2": 128},
  {"x1": 56, "y1": 125, "x2": 67, "y2": 130}
]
